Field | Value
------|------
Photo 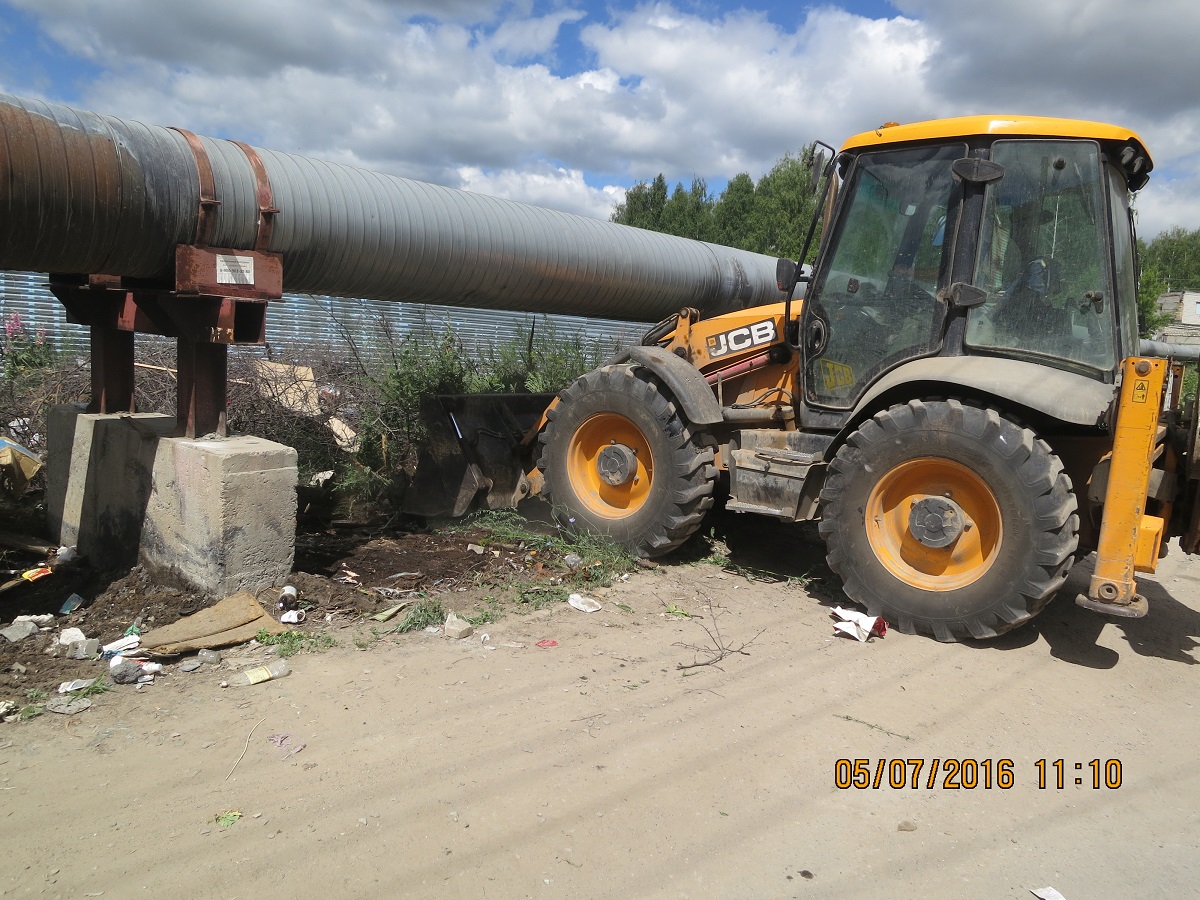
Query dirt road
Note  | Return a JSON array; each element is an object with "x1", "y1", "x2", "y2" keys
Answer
[{"x1": 3, "y1": 527, "x2": 1198, "y2": 899}]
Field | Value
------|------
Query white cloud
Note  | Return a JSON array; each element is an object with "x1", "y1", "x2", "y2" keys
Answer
[
  {"x1": 482, "y1": 7, "x2": 586, "y2": 60},
  {"x1": 457, "y1": 163, "x2": 619, "y2": 218}
]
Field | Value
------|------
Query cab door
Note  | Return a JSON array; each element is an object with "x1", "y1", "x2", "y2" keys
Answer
[{"x1": 802, "y1": 144, "x2": 964, "y2": 410}]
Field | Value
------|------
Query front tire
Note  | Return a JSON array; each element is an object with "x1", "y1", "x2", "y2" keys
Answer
[
  {"x1": 539, "y1": 365, "x2": 716, "y2": 557},
  {"x1": 819, "y1": 399, "x2": 1078, "y2": 641}
]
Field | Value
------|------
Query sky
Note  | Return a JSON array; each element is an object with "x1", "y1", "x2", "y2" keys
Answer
[{"x1": 0, "y1": 0, "x2": 1197, "y2": 239}]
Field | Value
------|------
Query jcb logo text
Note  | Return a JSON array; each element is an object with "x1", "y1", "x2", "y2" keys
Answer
[{"x1": 706, "y1": 319, "x2": 776, "y2": 359}]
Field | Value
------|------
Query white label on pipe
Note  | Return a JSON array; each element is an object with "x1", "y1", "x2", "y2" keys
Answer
[{"x1": 216, "y1": 254, "x2": 255, "y2": 285}]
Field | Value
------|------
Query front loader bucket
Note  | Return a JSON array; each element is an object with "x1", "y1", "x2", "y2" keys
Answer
[{"x1": 399, "y1": 393, "x2": 554, "y2": 518}]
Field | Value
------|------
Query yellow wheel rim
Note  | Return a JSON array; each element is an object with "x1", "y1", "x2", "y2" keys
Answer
[
  {"x1": 865, "y1": 457, "x2": 1002, "y2": 591},
  {"x1": 566, "y1": 412, "x2": 653, "y2": 519}
]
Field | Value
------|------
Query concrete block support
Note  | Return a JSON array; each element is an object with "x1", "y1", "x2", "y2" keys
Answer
[{"x1": 46, "y1": 405, "x2": 297, "y2": 597}]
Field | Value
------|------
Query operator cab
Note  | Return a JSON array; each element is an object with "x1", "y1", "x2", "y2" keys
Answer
[{"x1": 797, "y1": 116, "x2": 1152, "y2": 424}]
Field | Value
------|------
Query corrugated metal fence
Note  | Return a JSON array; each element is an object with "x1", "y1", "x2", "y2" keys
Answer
[{"x1": 0, "y1": 270, "x2": 645, "y2": 364}]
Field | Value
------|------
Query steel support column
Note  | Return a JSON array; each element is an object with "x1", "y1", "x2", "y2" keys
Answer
[
  {"x1": 176, "y1": 339, "x2": 228, "y2": 438},
  {"x1": 87, "y1": 327, "x2": 136, "y2": 414}
]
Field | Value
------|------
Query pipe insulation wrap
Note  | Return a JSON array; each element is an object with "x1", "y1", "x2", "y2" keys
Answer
[{"x1": 0, "y1": 93, "x2": 786, "y2": 321}]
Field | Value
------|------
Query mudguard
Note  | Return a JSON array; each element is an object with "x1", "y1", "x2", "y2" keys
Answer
[{"x1": 626, "y1": 345, "x2": 724, "y2": 427}]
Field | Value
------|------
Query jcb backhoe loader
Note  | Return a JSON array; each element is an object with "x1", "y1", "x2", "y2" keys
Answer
[{"x1": 414, "y1": 115, "x2": 1200, "y2": 642}]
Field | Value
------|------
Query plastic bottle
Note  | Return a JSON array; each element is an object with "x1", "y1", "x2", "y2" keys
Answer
[
  {"x1": 197, "y1": 648, "x2": 222, "y2": 664},
  {"x1": 226, "y1": 658, "x2": 290, "y2": 686}
]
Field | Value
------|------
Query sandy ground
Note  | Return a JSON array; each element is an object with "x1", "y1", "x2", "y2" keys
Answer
[{"x1": 2, "y1": 538, "x2": 1198, "y2": 899}]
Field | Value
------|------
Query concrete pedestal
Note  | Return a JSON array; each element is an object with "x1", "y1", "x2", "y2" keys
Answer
[{"x1": 46, "y1": 405, "x2": 298, "y2": 598}]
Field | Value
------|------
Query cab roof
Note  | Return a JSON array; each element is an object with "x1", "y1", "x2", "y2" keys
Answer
[{"x1": 842, "y1": 115, "x2": 1152, "y2": 170}]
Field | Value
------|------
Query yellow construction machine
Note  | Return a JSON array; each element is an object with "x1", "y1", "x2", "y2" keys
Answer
[{"x1": 421, "y1": 115, "x2": 1200, "y2": 642}]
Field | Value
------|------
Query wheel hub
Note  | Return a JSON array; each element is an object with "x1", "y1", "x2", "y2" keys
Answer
[
  {"x1": 908, "y1": 496, "x2": 966, "y2": 548},
  {"x1": 596, "y1": 443, "x2": 638, "y2": 486}
]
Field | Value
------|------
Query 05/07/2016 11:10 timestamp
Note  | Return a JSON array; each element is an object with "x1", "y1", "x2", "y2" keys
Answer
[{"x1": 833, "y1": 758, "x2": 1124, "y2": 790}]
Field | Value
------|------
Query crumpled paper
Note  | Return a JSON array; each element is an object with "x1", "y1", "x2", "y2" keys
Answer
[{"x1": 832, "y1": 606, "x2": 887, "y2": 642}]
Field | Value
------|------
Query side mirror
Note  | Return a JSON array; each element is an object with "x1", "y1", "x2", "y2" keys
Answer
[{"x1": 776, "y1": 258, "x2": 797, "y2": 292}]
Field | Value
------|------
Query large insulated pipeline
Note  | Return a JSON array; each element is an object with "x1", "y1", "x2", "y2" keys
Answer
[{"x1": 0, "y1": 94, "x2": 786, "y2": 322}]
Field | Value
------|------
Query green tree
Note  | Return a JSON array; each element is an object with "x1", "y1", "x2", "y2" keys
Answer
[
  {"x1": 1136, "y1": 238, "x2": 1171, "y2": 336},
  {"x1": 1141, "y1": 225, "x2": 1200, "y2": 293},
  {"x1": 747, "y1": 147, "x2": 821, "y2": 262},
  {"x1": 611, "y1": 145, "x2": 823, "y2": 263},
  {"x1": 660, "y1": 177, "x2": 714, "y2": 242},
  {"x1": 610, "y1": 173, "x2": 668, "y2": 231},
  {"x1": 712, "y1": 172, "x2": 757, "y2": 250}
]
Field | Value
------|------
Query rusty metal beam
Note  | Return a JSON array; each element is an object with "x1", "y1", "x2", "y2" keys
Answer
[
  {"x1": 176, "y1": 339, "x2": 227, "y2": 438},
  {"x1": 87, "y1": 328, "x2": 135, "y2": 414}
]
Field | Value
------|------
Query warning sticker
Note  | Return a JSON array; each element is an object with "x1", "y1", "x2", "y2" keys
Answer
[
  {"x1": 216, "y1": 254, "x2": 255, "y2": 285},
  {"x1": 1132, "y1": 379, "x2": 1149, "y2": 404}
]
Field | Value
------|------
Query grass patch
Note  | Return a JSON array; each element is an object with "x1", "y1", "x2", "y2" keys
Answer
[
  {"x1": 215, "y1": 810, "x2": 243, "y2": 828},
  {"x1": 17, "y1": 688, "x2": 46, "y2": 720},
  {"x1": 457, "y1": 508, "x2": 636, "y2": 608},
  {"x1": 74, "y1": 677, "x2": 111, "y2": 698},
  {"x1": 255, "y1": 629, "x2": 337, "y2": 657},
  {"x1": 394, "y1": 598, "x2": 446, "y2": 633}
]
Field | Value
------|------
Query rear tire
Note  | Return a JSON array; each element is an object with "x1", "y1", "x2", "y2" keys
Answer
[
  {"x1": 539, "y1": 365, "x2": 716, "y2": 557},
  {"x1": 819, "y1": 399, "x2": 1078, "y2": 641}
]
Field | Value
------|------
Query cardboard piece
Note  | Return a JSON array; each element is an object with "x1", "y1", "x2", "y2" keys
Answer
[{"x1": 139, "y1": 590, "x2": 286, "y2": 656}]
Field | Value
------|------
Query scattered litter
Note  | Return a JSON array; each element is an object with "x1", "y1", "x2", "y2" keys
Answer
[
  {"x1": 479, "y1": 633, "x2": 490, "y2": 643},
  {"x1": 14, "y1": 613, "x2": 53, "y2": 628},
  {"x1": 45, "y1": 697, "x2": 92, "y2": 715},
  {"x1": 280, "y1": 609, "x2": 306, "y2": 625},
  {"x1": 57, "y1": 627, "x2": 87, "y2": 646},
  {"x1": 535, "y1": 639, "x2": 558, "y2": 649},
  {"x1": 567, "y1": 593, "x2": 602, "y2": 613},
  {"x1": 102, "y1": 634, "x2": 140, "y2": 654},
  {"x1": 108, "y1": 658, "x2": 142, "y2": 684},
  {"x1": 51, "y1": 545, "x2": 77, "y2": 567},
  {"x1": 278, "y1": 585, "x2": 299, "y2": 609},
  {"x1": 385, "y1": 571, "x2": 422, "y2": 581},
  {"x1": 371, "y1": 587, "x2": 419, "y2": 601},
  {"x1": 1031, "y1": 889, "x2": 1067, "y2": 900},
  {"x1": 179, "y1": 658, "x2": 204, "y2": 673},
  {"x1": 1, "y1": 620, "x2": 38, "y2": 643},
  {"x1": 334, "y1": 567, "x2": 360, "y2": 585},
  {"x1": 424, "y1": 625, "x2": 443, "y2": 634},
  {"x1": 563, "y1": 553, "x2": 583, "y2": 569},
  {"x1": 0, "y1": 699, "x2": 16, "y2": 718},
  {"x1": 467, "y1": 543, "x2": 485, "y2": 555},
  {"x1": 0, "y1": 567, "x2": 52, "y2": 597},
  {"x1": 445, "y1": 613, "x2": 474, "y2": 640},
  {"x1": 139, "y1": 591, "x2": 285, "y2": 656},
  {"x1": 0, "y1": 436, "x2": 41, "y2": 495},
  {"x1": 68, "y1": 639, "x2": 99, "y2": 660},
  {"x1": 226, "y1": 658, "x2": 290, "y2": 686},
  {"x1": 266, "y1": 732, "x2": 306, "y2": 759},
  {"x1": 370, "y1": 603, "x2": 408, "y2": 622},
  {"x1": 832, "y1": 607, "x2": 887, "y2": 642},
  {"x1": 198, "y1": 648, "x2": 222, "y2": 664},
  {"x1": 59, "y1": 593, "x2": 85, "y2": 614},
  {"x1": 58, "y1": 678, "x2": 97, "y2": 694}
]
